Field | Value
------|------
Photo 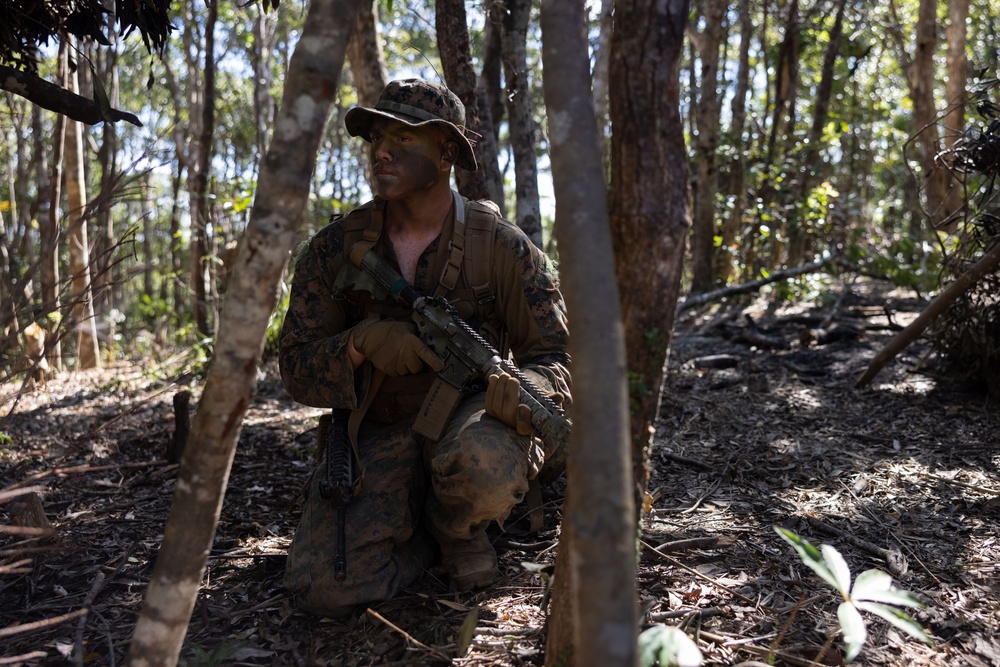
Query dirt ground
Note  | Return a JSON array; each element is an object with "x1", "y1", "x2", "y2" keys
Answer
[{"x1": 2, "y1": 279, "x2": 999, "y2": 666}]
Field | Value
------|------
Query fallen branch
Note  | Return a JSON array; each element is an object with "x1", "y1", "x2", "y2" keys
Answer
[
  {"x1": 0, "y1": 609, "x2": 88, "y2": 639},
  {"x1": 678, "y1": 254, "x2": 836, "y2": 313},
  {"x1": 366, "y1": 608, "x2": 452, "y2": 662},
  {"x1": 802, "y1": 515, "x2": 908, "y2": 576},
  {"x1": 855, "y1": 238, "x2": 1000, "y2": 388},
  {"x1": 640, "y1": 539, "x2": 763, "y2": 608},
  {"x1": 0, "y1": 64, "x2": 142, "y2": 126}
]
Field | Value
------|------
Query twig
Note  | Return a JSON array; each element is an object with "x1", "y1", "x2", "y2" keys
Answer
[
  {"x1": 649, "y1": 536, "x2": 736, "y2": 553},
  {"x1": 223, "y1": 593, "x2": 290, "y2": 619},
  {"x1": 802, "y1": 515, "x2": 908, "y2": 576},
  {"x1": 365, "y1": 608, "x2": 452, "y2": 662},
  {"x1": 0, "y1": 652, "x2": 49, "y2": 665},
  {"x1": 474, "y1": 626, "x2": 543, "y2": 637},
  {"x1": 73, "y1": 573, "x2": 107, "y2": 666},
  {"x1": 0, "y1": 609, "x2": 88, "y2": 639},
  {"x1": 657, "y1": 451, "x2": 713, "y2": 471},
  {"x1": 13, "y1": 460, "x2": 167, "y2": 487},
  {"x1": 698, "y1": 629, "x2": 833, "y2": 667},
  {"x1": 0, "y1": 485, "x2": 47, "y2": 503},
  {"x1": 640, "y1": 539, "x2": 765, "y2": 609},
  {"x1": 917, "y1": 472, "x2": 1000, "y2": 496},
  {"x1": 648, "y1": 607, "x2": 726, "y2": 621}
]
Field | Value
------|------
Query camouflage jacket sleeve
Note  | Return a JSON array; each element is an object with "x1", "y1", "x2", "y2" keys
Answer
[
  {"x1": 492, "y1": 222, "x2": 573, "y2": 409},
  {"x1": 278, "y1": 221, "x2": 369, "y2": 409}
]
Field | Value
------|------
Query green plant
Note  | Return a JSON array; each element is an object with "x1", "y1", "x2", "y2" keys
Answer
[
  {"x1": 775, "y1": 526, "x2": 933, "y2": 662},
  {"x1": 638, "y1": 625, "x2": 703, "y2": 667}
]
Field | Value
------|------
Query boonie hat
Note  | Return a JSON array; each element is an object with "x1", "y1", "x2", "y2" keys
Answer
[{"x1": 344, "y1": 78, "x2": 478, "y2": 172}]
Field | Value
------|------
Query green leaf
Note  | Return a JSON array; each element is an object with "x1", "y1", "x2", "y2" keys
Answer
[
  {"x1": 90, "y1": 63, "x2": 114, "y2": 123},
  {"x1": 774, "y1": 527, "x2": 841, "y2": 592},
  {"x1": 455, "y1": 604, "x2": 478, "y2": 657},
  {"x1": 851, "y1": 570, "x2": 924, "y2": 608},
  {"x1": 638, "y1": 625, "x2": 703, "y2": 667},
  {"x1": 821, "y1": 543, "x2": 853, "y2": 596},
  {"x1": 838, "y1": 601, "x2": 867, "y2": 663},
  {"x1": 856, "y1": 601, "x2": 934, "y2": 647}
]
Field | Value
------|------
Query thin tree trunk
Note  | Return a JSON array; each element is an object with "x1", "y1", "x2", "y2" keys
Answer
[
  {"x1": 481, "y1": 2, "x2": 505, "y2": 143},
  {"x1": 590, "y1": 0, "x2": 614, "y2": 171},
  {"x1": 716, "y1": 0, "x2": 752, "y2": 284},
  {"x1": 42, "y1": 49, "x2": 65, "y2": 371},
  {"x1": 540, "y1": 0, "x2": 637, "y2": 662},
  {"x1": 911, "y1": 0, "x2": 954, "y2": 229},
  {"x1": 435, "y1": 0, "x2": 506, "y2": 214},
  {"x1": 124, "y1": 1, "x2": 362, "y2": 664},
  {"x1": 941, "y1": 0, "x2": 969, "y2": 223},
  {"x1": 64, "y1": 41, "x2": 101, "y2": 370},
  {"x1": 502, "y1": 0, "x2": 543, "y2": 247},
  {"x1": 689, "y1": 0, "x2": 727, "y2": 293},
  {"x1": 789, "y1": 0, "x2": 848, "y2": 265},
  {"x1": 607, "y1": 0, "x2": 691, "y2": 499},
  {"x1": 252, "y1": 5, "x2": 278, "y2": 165},
  {"x1": 346, "y1": 0, "x2": 388, "y2": 107}
]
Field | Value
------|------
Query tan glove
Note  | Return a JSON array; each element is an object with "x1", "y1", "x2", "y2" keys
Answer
[
  {"x1": 485, "y1": 370, "x2": 534, "y2": 436},
  {"x1": 351, "y1": 320, "x2": 444, "y2": 377}
]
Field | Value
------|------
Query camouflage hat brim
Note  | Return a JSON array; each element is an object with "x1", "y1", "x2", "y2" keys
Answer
[{"x1": 345, "y1": 106, "x2": 478, "y2": 172}]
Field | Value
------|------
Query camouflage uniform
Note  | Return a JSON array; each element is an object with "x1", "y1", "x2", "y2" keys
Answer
[{"x1": 279, "y1": 194, "x2": 572, "y2": 615}]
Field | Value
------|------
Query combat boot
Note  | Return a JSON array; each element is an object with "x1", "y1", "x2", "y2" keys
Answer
[{"x1": 438, "y1": 530, "x2": 498, "y2": 591}]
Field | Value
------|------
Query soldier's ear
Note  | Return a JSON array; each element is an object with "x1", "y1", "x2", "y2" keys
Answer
[{"x1": 441, "y1": 140, "x2": 458, "y2": 165}]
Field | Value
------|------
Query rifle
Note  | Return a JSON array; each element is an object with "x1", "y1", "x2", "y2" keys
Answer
[
  {"x1": 350, "y1": 248, "x2": 572, "y2": 444},
  {"x1": 318, "y1": 407, "x2": 352, "y2": 580}
]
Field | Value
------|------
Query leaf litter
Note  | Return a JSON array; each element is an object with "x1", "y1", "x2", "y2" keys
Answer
[{"x1": 2, "y1": 279, "x2": 999, "y2": 665}]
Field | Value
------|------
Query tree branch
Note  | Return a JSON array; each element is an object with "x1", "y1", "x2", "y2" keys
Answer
[{"x1": 0, "y1": 64, "x2": 142, "y2": 127}]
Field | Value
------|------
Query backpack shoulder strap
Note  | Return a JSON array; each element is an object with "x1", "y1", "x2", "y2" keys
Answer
[
  {"x1": 344, "y1": 199, "x2": 386, "y2": 268},
  {"x1": 434, "y1": 190, "x2": 468, "y2": 297}
]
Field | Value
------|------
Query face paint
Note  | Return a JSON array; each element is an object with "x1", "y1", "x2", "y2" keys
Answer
[{"x1": 369, "y1": 118, "x2": 447, "y2": 201}]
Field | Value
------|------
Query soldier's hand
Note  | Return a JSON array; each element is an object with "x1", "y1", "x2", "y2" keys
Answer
[
  {"x1": 485, "y1": 371, "x2": 533, "y2": 436},
  {"x1": 351, "y1": 320, "x2": 444, "y2": 377}
]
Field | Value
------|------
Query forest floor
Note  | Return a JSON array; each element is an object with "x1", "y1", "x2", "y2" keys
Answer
[{"x1": 2, "y1": 278, "x2": 999, "y2": 667}]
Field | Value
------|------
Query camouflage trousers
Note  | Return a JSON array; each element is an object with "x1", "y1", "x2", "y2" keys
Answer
[{"x1": 283, "y1": 393, "x2": 545, "y2": 616}]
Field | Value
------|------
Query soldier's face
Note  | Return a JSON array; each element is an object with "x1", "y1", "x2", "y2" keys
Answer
[{"x1": 368, "y1": 118, "x2": 449, "y2": 201}]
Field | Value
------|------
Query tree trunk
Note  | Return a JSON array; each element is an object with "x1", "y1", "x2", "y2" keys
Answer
[
  {"x1": 608, "y1": 0, "x2": 691, "y2": 499},
  {"x1": 502, "y1": 0, "x2": 543, "y2": 247},
  {"x1": 941, "y1": 0, "x2": 969, "y2": 221},
  {"x1": 64, "y1": 42, "x2": 102, "y2": 370},
  {"x1": 347, "y1": 0, "x2": 388, "y2": 107},
  {"x1": 689, "y1": 0, "x2": 727, "y2": 293},
  {"x1": 911, "y1": 0, "x2": 955, "y2": 229},
  {"x1": 540, "y1": 0, "x2": 637, "y2": 663},
  {"x1": 789, "y1": 0, "x2": 848, "y2": 265},
  {"x1": 481, "y1": 2, "x2": 505, "y2": 143},
  {"x1": 187, "y1": 0, "x2": 215, "y2": 337},
  {"x1": 252, "y1": 5, "x2": 278, "y2": 164},
  {"x1": 42, "y1": 50, "x2": 65, "y2": 371},
  {"x1": 590, "y1": 0, "x2": 614, "y2": 170},
  {"x1": 435, "y1": 0, "x2": 506, "y2": 214},
  {"x1": 124, "y1": 1, "x2": 362, "y2": 665},
  {"x1": 716, "y1": 0, "x2": 752, "y2": 284}
]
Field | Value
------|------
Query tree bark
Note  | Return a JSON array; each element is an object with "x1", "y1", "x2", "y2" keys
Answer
[
  {"x1": 189, "y1": 0, "x2": 218, "y2": 338},
  {"x1": 64, "y1": 41, "x2": 102, "y2": 370},
  {"x1": 608, "y1": 0, "x2": 691, "y2": 498},
  {"x1": 590, "y1": 0, "x2": 614, "y2": 170},
  {"x1": 435, "y1": 0, "x2": 506, "y2": 214},
  {"x1": 716, "y1": 0, "x2": 752, "y2": 284},
  {"x1": 124, "y1": 0, "x2": 362, "y2": 664},
  {"x1": 347, "y1": 0, "x2": 388, "y2": 107},
  {"x1": 540, "y1": 1, "x2": 637, "y2": 663},
  {"x1": 940, "y1": 0, "x2": 969, "y2": 222},
  {"x1": 42, "y1": 49, "x2": 65, "y2": 371},
  {"x1": 911, "y1": 0, "x2": 957, "y2": 229},
  {"x1": 689, "y1": 0, "x2": 727, "y2": 293},
  {"x1": 252, "y1": 5, "x2": 279, "y2": 164},
  {"x1": 856, "y1": 237, "x2": 1000, "y2": 388},
  {"x1": 481, "y1": 2, "x2": 505, "y2": 143},
  {"x1": 0, "y1": 64, "x2": 142, "y2": 126},
  {"x1": 789, "y1": 0, "x2": 848, "y2": 265},
  {"x1": 502, "y1": 0, "x2": 543, "y2": 247}
]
